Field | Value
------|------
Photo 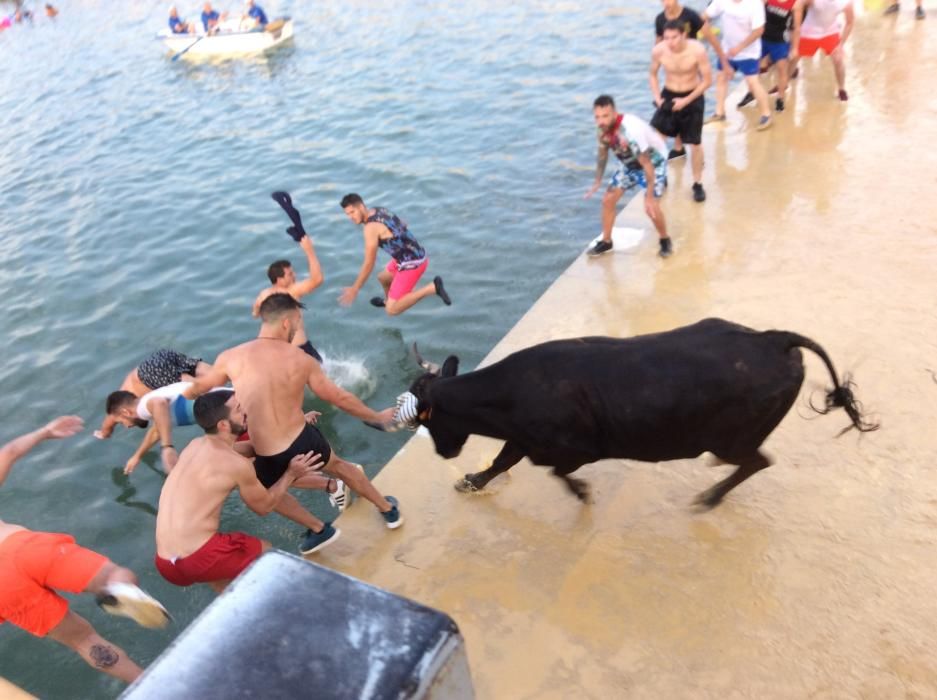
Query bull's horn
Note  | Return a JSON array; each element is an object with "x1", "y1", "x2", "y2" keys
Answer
[{"x1": 412, "y1": 342, "x2": 441, "y2": 374}]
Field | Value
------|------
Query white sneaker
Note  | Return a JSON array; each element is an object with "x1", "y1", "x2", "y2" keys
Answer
[
  {"x1": 97, "y1": 583, "x2": 171, "y2": 629},
  {"x1": 328, "y1": 464, "x2": 365, "y2": 513}
]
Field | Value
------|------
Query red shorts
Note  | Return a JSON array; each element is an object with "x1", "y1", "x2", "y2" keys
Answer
[
  {"x1": 799, "y1": 33, "x2": 840, "y2": 57},
  {"x1": 155, "y1": 532, "x2": 263, "y2": 587},
  {"x1": 0, "y1": 530, "x2": 108, "y2": 637},
  {"x1": 385, "y1": 258, "x2": 428, "y2": 300}
]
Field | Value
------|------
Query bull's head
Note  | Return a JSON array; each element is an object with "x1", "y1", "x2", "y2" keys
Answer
[{"x1": 366, "y1": 343, "x2": 466, "y2": 457}]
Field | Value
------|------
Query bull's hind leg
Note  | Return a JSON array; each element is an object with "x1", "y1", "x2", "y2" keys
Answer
[
  {"x1": 553, "y1": 466, "x2": 591, "y2": 504},
  {"x1": 455, "y1": 442, "x2": 525, "y2": 493},
  {"x1": 693, "y1": 450, "x2": 773, "y2": 509}
]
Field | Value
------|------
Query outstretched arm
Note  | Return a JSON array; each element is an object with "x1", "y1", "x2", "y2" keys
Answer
[
  {"x1": 182, "y1": 358, "x2": 229, "y2": 400},
  {"x1": 289, "y1": 236, "x2": 324, "y2": 297},
  {"x1": 0, "y1": 416, "x2": 83, "y2": 488},
  {"x1": 124, "y1": 426, "x2": 160, "y2": 475},
  {"x1": 339, "y1": 226, "x2": 380, "y2": 306},
  {"x1": 307, "y1": 362, "x2": 394, "y2": 423},
  {"x1": 147, "y1": 400, "x2": 178, "y2": 473}
]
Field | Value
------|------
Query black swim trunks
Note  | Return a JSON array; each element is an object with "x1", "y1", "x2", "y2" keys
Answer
[
  {"x1": 299, "y1": 340, "x2": 322, "y2": 363},
  {"x1": 253, "y1": 423, "x2": 332, "y2": 488},
  {"x1": 137, "y1": 349, "x2": 202, "y2": 390},
  {"x1": 650, "y1": 88, "x2": 705, "y2": 146}
]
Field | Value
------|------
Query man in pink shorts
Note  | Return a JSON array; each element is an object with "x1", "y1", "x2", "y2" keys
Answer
[
  {"x1": 790, "y1": 0, "x2": 855, "y2": 101},
  {"x1": 338, "y1": 193, "x2": 452, "y2": 316}
]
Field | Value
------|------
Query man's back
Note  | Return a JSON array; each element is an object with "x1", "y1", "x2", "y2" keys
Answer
[
  {"x1": 156, "y1": 437, "x2": 247, "y2": 559},
  {"x1": 221, "y1": 339, "x2": 312, "y2": 455}
]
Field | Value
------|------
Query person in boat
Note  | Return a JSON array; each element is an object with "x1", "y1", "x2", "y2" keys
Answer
[
  {"x1": 201, "y1": 1, "x2": 226, "y2": 34},
  {"x1": 245, "y1": 0, "x2": 268, "y2": 28},
  {"x1": 45, "y1": 4, "x2": 58, "y2": 17},
  {"x1": 0, "y1": 415, "x2": 170, "y2": 685},
  {"x1": 168, "y1": 5, "x2": 193, "y2": 33}
]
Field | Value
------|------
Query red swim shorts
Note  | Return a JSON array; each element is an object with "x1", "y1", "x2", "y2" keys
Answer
[
  {"x1": 798, "y1": 33, "x2": 840, "y2": 57},
  {"x1": 0, "y1": 530, "x2": 108, "y2": 637},
  {"x1": 385, "y1": 258, "x2": 429, "y2": 300},
  {"x1": 154, "y1": 532, "x2": 263, "y2": 587}
]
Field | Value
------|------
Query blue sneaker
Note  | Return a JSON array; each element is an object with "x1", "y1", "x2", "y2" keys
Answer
[
  {"x1": 381, "y1": 496, "x2": 403, "y2": 530},
  {"x1": 299, "y1": 523, "x2": 340, "y2": 555}
]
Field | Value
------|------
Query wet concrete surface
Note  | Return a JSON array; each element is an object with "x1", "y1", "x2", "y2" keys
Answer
[{"x1": 320, "y1": 13, "x2": 937, "y2": 699}]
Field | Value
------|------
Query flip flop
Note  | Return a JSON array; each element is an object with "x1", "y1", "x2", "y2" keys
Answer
[
  {"x1": 369, "y1": 297, "x2": 386, "y2": 308},
  {"x1": 96, "y1": 583, "x2": 172, "y2": 629},
  {"x1": 434, "y1": 276, "x2": 452, "y2": 306}
]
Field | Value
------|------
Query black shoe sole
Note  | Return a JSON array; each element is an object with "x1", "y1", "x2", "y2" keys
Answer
[
  {"x1": 693, "y1": 190, "x2": 706, "y2": 203},
  {"x1": 434, "y1": 276, "x2": 452, "y2": 306},
  {"x1": 369, "y1": 297, "x2": 385, "y2": 308}
]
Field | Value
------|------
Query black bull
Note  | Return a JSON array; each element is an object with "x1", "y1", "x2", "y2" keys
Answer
[{"x1": 380, "y1": 318, "x2": 878, "y2": 507}]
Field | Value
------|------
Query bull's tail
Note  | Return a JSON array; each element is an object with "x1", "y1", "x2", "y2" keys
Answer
[{"x1": 773, "y1": 331, "x2": 880, "y2": 436}]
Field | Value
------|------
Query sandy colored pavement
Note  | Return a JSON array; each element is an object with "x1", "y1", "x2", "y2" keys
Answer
[{"x1": 320, "y1": 11, "x2": 937, "y2": 699}]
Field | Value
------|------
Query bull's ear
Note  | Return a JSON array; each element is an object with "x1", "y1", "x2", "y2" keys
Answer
[{"x1": 441, "y1": 356, "x2": 459, "y2": 377}]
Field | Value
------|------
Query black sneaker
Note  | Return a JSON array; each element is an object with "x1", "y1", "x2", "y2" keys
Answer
[
  {"x1": 587, "y1": 239, "x2": 613, "y2": 256},
  {"x1": 658, "y1": 237, "x2": 673, "y2": 258},
  {"x1": 300, "y1": 523, "x2": 340, "y2": 555},
  {"x1": 775, "y1": 97, "x2": 785, "y2": 112},
  {"x1": 433, "y1": 276, "x2": 452, "y2": 305},
  {"x1": 737, "y1": 92, "x2": 756, "y2": 109},
  {"x1": 381, "y1": 496, "x2": 403, "y2": 529},
  {"x1": 667, "y1": 147, "x2": 686, "y2": 160},
  {"x1": 884, "y1": 2, "x2": 900, "y2": 13},
  {"x1": 369, "y1": 296, "x2": 385, "y2": 308},
  {"x1": 692, "y1": 183, "x2": 706, "y2": 203},
  {"x1": 916, "y1": 6, "x2": 925, "y2": 19}
]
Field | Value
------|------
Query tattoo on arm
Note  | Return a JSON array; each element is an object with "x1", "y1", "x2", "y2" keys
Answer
[
  {"x1": 90, "y1": 644, "x2": 119, "y2": 669},
  {"x1": 596, "y1": 149, "x2": 609, "y2": 180}
]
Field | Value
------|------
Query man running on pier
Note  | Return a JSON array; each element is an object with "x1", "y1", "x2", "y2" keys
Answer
[
  {"x1": 585, "y1": 95, "x2": 673, "y2": 258},
  {"x1": 184, "y1": 293, "x2": 402, "y2": 554},
  {"x1": 1, "y1": 416, "x2": 169, "y2": 684},
  {"x1": 155, "y1": 391, "x2": 320, "y2": 591},
  {"x1": 339, "y1": 194, "x2": 451, "y2": 315},
  {"x1": 650, "y1": 19, "x2": 713, "y2": 202}
]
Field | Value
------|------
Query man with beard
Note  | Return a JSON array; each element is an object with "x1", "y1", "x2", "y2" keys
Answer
[
  {"x1": 155, "y1": 391, "x2": 321, "y2": 592},
  {"x1": 184, "y1": 294, "x2": 402, "y2": 555}
]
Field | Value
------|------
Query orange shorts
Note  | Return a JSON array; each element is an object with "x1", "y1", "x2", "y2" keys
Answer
[
  {"x1": 0, "y1": 530, "x2": 108, "y2": 637},
  {"x1": 799, "y1": 33, "x2": 840, "y2": 57}
]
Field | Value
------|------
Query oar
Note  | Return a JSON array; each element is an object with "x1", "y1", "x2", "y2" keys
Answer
[{"x1": 171, "y1": 34, "x2": 206, "y2": 61}]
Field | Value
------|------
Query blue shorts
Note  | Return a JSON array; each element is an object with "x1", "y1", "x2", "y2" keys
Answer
[
  {"x1": 610, "y1": 163, "x2": 667, "y2": 198},
  {"x1": 717, "y1": 57, "x2": 761, "y2": 76},
  {"x1": 170, "y1": 395, "x2": 196, "y2": 427},
  {"x1": 761, "y1": 40, "x2": 790, "y2": 63}
]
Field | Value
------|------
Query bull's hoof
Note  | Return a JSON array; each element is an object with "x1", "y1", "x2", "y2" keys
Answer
[
  {"x1": 454, "y1": 477, "x2": 480, "y2": 494},
  {"x1": 692, "y1": 487, "x2": 724, "y2": 511},
  {"x1": 562, "y1": 475, "x2": 592, "y2": 504}
]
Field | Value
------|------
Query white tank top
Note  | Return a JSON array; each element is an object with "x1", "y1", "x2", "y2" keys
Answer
[{"x1": 801, "y1": 0, "x2": 849, "y2": 38}]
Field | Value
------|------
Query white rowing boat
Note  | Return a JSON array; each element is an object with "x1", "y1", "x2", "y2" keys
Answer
[{"x1": 157, "y1": 17, "x2": 294, "y2": 59}]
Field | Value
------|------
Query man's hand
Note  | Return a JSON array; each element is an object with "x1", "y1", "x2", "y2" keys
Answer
[
  {"x1": 287, "y1": 451, "x2": 324, "y2": 479},
  {"x1": 339, "y1": 287, "x2": 358, "y2": 307},
  {"x1": 376, "y1": 406, "x2": 396, "y2": 424},
  {"x1": 584, "y1": 180, "x2": 602, "y2": 199},
  {"x1": 672, "y1": 96, "x2": 691, "y2": 112},
  {"x1": 644, "y1": 193, "x2": 657, "y2": 220},
  {"x1": 654, "y1": 95, "x2": 664, "y2": 108},
  {"x1": 93, "y1": 429, "x2": 111, "y2": 440},
  {"x1": 161, "y1": 446, "x2": 178, "y2": 473},
  {"x1": 727, "y1": 46, "x2": 740, "y2": 59},
  {"x1": 304, "y1": 410, "x2": 322, "y2": 425},
  {"x1": 124, "y1": 455, "x2": 141, "y2": 475},
  {"x1": 44, "y1": 416, "x2": 83, "y2": 440}
]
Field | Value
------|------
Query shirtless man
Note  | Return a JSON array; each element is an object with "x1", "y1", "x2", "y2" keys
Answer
[
  {"x1": 650, "y1": 19, "x2": 713, "y2": 203},
  {"x1": 0, "y1": 417, "x2": 169, "y2": 685},
  {"x1": 184, "y1": 293, "x2": 402, "y2": 554},
  {"x1": 155, "y1": 391, "x2": 321, "y2": 591},
  {"x1": 254, "y1": 193, "x2": 325, "y2": 362},
  {"x1": 339, "y1": 194, "x2": 451, "y2": 315},
  {"x1": 95, "y1": 348, "x2": 211, "y2": 439}
]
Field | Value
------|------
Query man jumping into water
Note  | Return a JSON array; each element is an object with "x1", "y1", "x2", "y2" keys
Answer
[
  {"x1": 339, "y1": 194, "x2": 451, "y2": 315},
  {"x1": 0, "y1": 416, "x2": 169, "y2": 685},
  {"x1": 255, "y1": 192, "x2": 326, "y2": 362},
  {"x1": 184, "y1": 293, "x2": 403, "y2": 554},
  {"x1": 95, "y1": 348, "x2": 212, "y2": 440},
  {"x1": 585, "y1": 95, "x2": 673, "y2": 258},
  {"x1": 155, "y1": 391, "x2": 320, "y2": 591}
]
